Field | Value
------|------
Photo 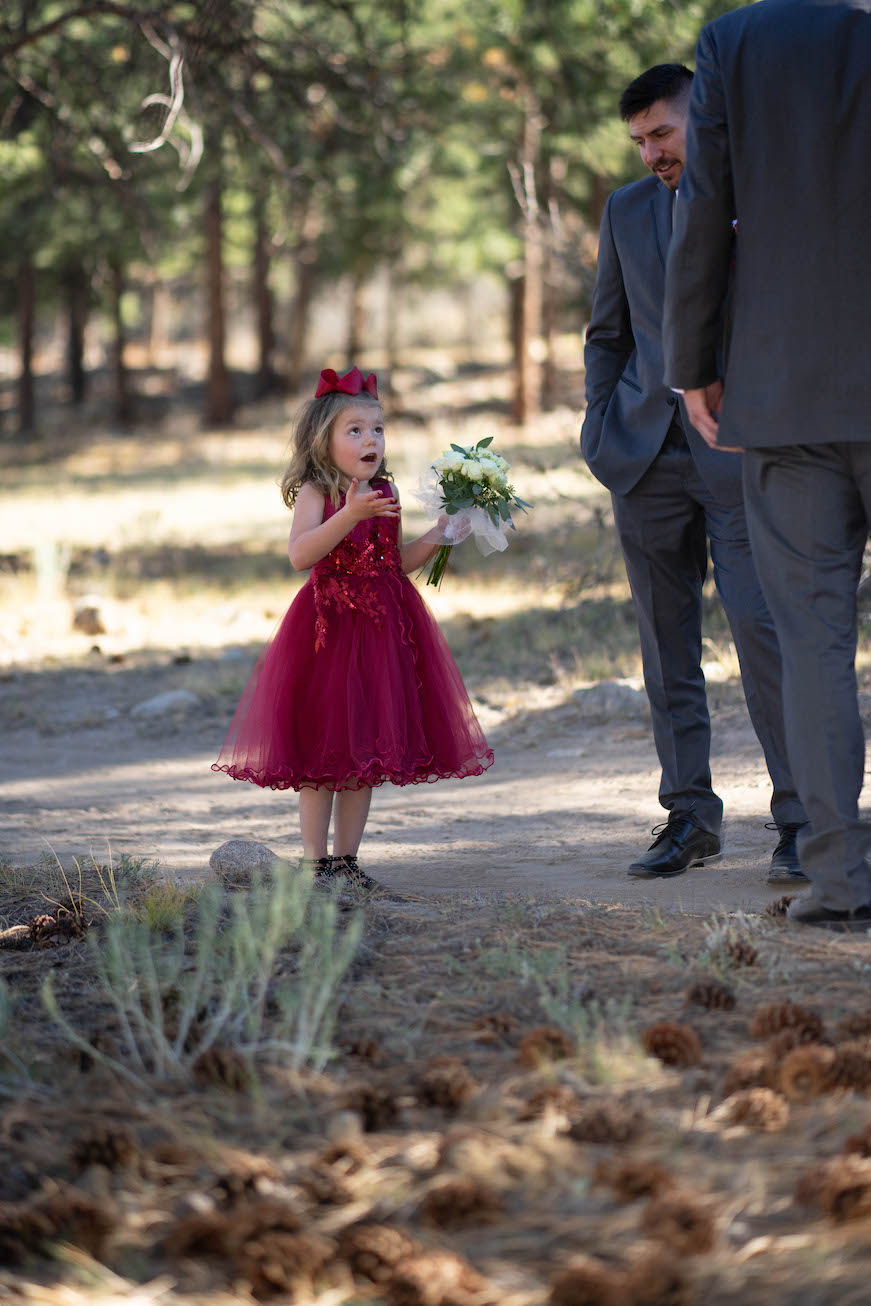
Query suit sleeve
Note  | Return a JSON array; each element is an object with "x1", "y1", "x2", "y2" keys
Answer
[
  {"x1": 662, "y1": 24, "x2": 735, "y2": 389},
  {"x1": 581, "y1": 194, "x2": 633, "y2": 449}
]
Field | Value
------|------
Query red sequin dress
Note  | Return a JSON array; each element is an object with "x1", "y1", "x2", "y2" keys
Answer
[{"x1": 212, "y1": 480, "x2": 494, "y2": 791}]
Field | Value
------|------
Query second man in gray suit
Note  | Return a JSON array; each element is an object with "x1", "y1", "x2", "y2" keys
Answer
[{"x1": 581, "y1": 63, "x2": 806, "y2": 881}]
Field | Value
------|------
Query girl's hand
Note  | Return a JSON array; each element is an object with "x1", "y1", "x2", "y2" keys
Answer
[
  {"x1": 437, "y1": 513, "x2": 472, "y2": 544},
  {"x1": 345, "y1": 478, "x2": 401, "y2": 524}
]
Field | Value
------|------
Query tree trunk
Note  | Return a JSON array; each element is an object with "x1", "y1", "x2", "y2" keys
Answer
[
  {"x1": 252, "y1": 190, "x2": 278, "y2": 397},
  {"x1": 109, "y1": 257, "x2": 133, "y2": 426},
  {"x1": 203, "y1": 147, "x2": 234, "y2": 426},
  {"x1": 287, "y1": 196, "x2": 320, "y2": 395},
  {"x1": 511, "y1": 92, "x2": 542, "y2": 425},
  {"x1": 17, "y1": 258, "x2": 35, "y2": 434},
  {"x1": 541, "y1": 158, "x2": 560, "y2": 410},
  {"x1": 347, "y1": 269, "x2": 366, "y2": 365},
  {"x1": 65, "y1": 265, "x2": 88, "y2": 405},
  {"x1": 384, "y1": 257, "x2": 403, "y2": 396},
  {"x1": 590, "y1": 173, "x2": 610, "y2": 233}
]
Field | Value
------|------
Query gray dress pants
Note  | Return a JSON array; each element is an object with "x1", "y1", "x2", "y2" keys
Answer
[
  {"x1": 612, "y1": 434, "x2": 804, "y2": 837},
  {"x1": 743, "y1": 442, "x2": 871, "y2": 910}
]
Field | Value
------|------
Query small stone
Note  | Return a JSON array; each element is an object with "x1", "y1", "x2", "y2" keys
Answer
[
  {"x1": 131, "y1": 689, "x2": 201, "y2": 718},
  {"x1": 572, "y1": 679, "x2": 648, "y2": 720},
  {"x1": 72, "y1": 599, "x2": 106, "y2": 636},
  {"x1": 209, "y1": 839, "x2": 289, "y2": 887}
]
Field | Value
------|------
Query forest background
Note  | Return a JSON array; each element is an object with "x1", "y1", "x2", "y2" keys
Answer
[{"x1": 0, "y1": 0, "x2": 745, "y2": 434}]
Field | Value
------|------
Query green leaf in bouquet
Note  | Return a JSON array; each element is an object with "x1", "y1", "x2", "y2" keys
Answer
[
  {"x1": 498, "y1": 498, "x2": 511, "y2": 520},
  {"x1": 445, "y1": 503, "x2": 460, "y2": 514},
  {"x1": 513, "y1": 496, "x2": 532, "y2": 512},
  {"x1": 486, "y1": 505, "x2": 500, "y2": 526},
  {"x1": 475, "y1": 436, "x2": 494, "y2": 449},
  {"x1": 450, "y1": 443, "x2": 469, "y2": 456},
  {"x1": 472, "y1": 483, "x2": 481, "y2": 494}
]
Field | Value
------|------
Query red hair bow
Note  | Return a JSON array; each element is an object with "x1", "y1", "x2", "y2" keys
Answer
[{"x1": 314, "y1": 366, "x2": 378, "y2": 400}]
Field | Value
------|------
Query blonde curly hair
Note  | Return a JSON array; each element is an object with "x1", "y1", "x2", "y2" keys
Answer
[{"x1": 280, "y1": 391, "x2": 387, "y2": 508}]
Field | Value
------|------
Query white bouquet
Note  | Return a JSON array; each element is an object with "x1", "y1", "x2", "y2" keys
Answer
[{"x1": 417, "y1": 437, "x2": 531, "y2": 587}]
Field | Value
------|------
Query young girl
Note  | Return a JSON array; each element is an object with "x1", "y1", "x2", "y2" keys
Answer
[{"x1": 212, "y1": 365, "x2": 494, "y2": 889}]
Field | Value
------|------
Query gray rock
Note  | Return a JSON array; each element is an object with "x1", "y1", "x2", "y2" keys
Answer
[
  {"x1": 573, "y1": 679, "x2": 648, "y2": 720},
  {"x1": 209, "y1": 838, "x2": 291, "y2": 887},
  {"x1": 130, "y1": 689, "x2": 201, "y2": 718}
]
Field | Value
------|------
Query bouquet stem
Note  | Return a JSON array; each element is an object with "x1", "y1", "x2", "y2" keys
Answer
[{"x1": 426, "y1": 544, "x2": 453, "y2": 589}]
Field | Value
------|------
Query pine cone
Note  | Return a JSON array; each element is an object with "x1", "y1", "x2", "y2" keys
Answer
[
  {"x1": 764, "y1": 895, "x2": 796, "y2": 918},
  {"x1": 518, "y1": 1084, "x2": 580, "y2": 1121},
  {"x1": 214, "y1": 1155, "x2": 282, "y2": 1205},
  {"x1": 826, "y1": 1041, "x2": 871, "y2": 1091},
  {"x1": 318, "y1": 1139, "x2": 370, "y2": 1173},
  {"x1": 339, "y1": 1221, "x2": 418, "y2": 1284},
  {"x1": 192, "y1": 1046, "x2": 253, "y2": 1092},
  {"x1": 340, "y1": 1034, "x2": 383, "y2": 1062},
  {"x1": 750, "y1": 1001, "x2": 823, "y2": 1042},
  {"x1": 548, "y1": 1256, "x2": 626, "y2": 1306},
  {"x1": 386, "y1": 1249, "x2": 487, "y2": 1306},
  {"x1": 765, "y1": 1027, "x2": 822, "y2": 1062},
  {"x1": 639, "y1": 1189, "x2": 716, "y2": 1255},
  {"x1": 28, "y1": 903, "x2": 87, "y2": 948},
  {"x1": 843, "y1": 1124, "x2": 871, "y2": 1158},
  {"x1": 296, "y1": 1162, "x2": 353, "y2": 1206},
  {"x1": 0, "y1": 1202, "x2": 53, "y2": 1265},
  {"x1": 471, "y1": 1010, "x2": 515, "y2": 1042},
  {"x1": 723, "y1": 938, "x2": 757, "y2": 967},
  {"x1": 626, "y1": 1248, "x2": 691, "y2": 1305},
  {"x1": 35, "y1": 1185, "x2": 115, "y2": 1258},
  {"x1": 817, "y1": 1155, "x2": 871, "y2": 1222},
  {"x1": 685, "y1": 979, "x2": 736, "y2": 1011},
  {"x1": 836, "y1": 1012, "x2": 871, "y2": 1041},
  {"x1": 778, "y1": 1045, "x2": 835, "y2": 1102},
  {"x1": 568, "y1": 1102, "x2": 644, "y2": 1145},
  {"x1": 722, "y1": 1049, "x2": 776, "y2": 1096},
  {"x1": 417, "y1": 1056, "x2": 477, "y2": 1110},
  {"x1": 234, "y1": 1229, "x2": 336, "y2": 1297},
  {"x1": 594, "y1": 1156, "x2": 674, "y2": 1203},
  {"x1": 420, "y1": 1175, "x2": 503, "y2": 1228},
  {"x1": 71, "y1": 1126, "x2": 140, "y2": 1171},
  {"x1": 641, "y1": 1022, "x2": 702, "y2": 1068},
  {"x1": 165, "y1": 1211, "x2": 231, "y2": 1259},
  {"x1": 517, "y1": 1025, "x2": 575, "y2": 1068},
  {"x1": 720, "y1": 1088, "x2": 790, "y2": 1132},
  {"x1": 343, "y1": 1078, "x2": 401, "y2": 1131}
]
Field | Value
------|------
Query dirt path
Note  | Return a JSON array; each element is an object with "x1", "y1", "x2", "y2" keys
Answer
[{"x1": 0, "y1": 651, "x2": 796, "y2": 915}]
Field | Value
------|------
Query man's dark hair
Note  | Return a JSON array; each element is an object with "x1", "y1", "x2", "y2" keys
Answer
[{"x1": 619, "y1": 64, "x2": 693, "y2": 121}]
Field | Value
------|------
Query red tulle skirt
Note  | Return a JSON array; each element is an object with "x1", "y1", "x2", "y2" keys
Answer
[{"x1": 212, "y1": 570, "x2": 494, "y2": 791}]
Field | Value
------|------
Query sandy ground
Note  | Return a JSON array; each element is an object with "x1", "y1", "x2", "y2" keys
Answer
[{"x1": 0, "y1": 647, "x2": 797, "y2": 916}]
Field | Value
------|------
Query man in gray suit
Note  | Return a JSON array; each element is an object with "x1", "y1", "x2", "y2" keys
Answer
[
  {"x1": 663, "y1": 2, "x2": 871, "y2": 930},
  {"x1": 582, "y1": 63, "x2": 807, "y2": 881}
]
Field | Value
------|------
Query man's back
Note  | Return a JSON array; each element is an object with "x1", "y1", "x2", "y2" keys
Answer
[{"x1": 664, "y1": 0, "x2": 871, "y2": 445}]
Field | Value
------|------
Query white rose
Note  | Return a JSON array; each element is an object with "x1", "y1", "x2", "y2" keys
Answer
[
  {"x1": 492, "y1": 454, "x2": 510, "y2": 471},
  {"x1": 442, "y1": 451, "x2": 465, "y2": 473},
  {"x1": 432, "y1": 455, "x2": 450, "y2": 473},
  {"x1": 460, "y1": 458, "x2": 484, "y2": 481},
  {"x1": 478, "y1": 457, "x2": 502, "y2": 481}
]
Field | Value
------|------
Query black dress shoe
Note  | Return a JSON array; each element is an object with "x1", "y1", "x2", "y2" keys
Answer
[
  {"x1": 627, "y1": 812, "x2": 721, "y2": 878},
  {"x1": 787, "y1": 894, "x2": 871, "y2": 932},
  {"x1": 766, "y1": 822, "x2": 810, "y2": 885}
]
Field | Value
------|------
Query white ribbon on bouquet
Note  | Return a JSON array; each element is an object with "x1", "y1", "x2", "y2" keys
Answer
[{"x1": 416, "y1": 469, "x2": 511, "y2": 557}]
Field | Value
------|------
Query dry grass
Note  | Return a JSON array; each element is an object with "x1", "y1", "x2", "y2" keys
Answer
[{"x1": 2, "y1": 859, "x2": 871, "y2": 1304}]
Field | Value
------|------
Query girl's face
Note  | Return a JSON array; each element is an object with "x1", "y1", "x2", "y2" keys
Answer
[{"x1": 328, "y1": 402, "x2": 385, "y2": 484}]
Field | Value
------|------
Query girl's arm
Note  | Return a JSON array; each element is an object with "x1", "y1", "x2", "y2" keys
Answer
[
  {"x1": 288, "y1": 479, "x2": 400, "y2": 571},
  {"x1": 394, "y1": 485, "x2": 448, "y2": 574}
]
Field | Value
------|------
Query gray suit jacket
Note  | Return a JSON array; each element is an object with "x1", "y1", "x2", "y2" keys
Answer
[
  {"x1": 582, "y1": 174, "x2": 737, "y2": 497},
  {"x1": 663, "y1": 0, "x2": 871, "y2": 448}
]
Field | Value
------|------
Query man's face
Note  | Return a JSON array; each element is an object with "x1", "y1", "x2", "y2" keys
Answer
[{"x1": 627, "y1": 96, "x2": 688, "y2": 191}]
